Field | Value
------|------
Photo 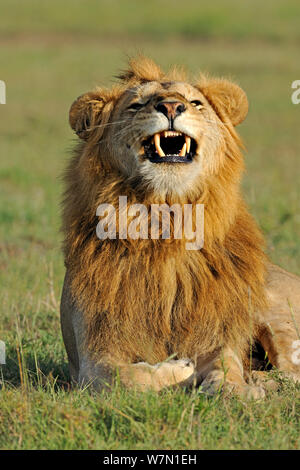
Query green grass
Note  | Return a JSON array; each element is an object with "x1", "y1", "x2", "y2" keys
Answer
[
  {"x1": 1, "y1": 0, "x2": 300, "y2": 42},
  {"x1": 1, "y1": 369, "x2": 300, "y2": 450},
  {"x1": 0, "y1": 0, "x2": 300, "y2": 450}
]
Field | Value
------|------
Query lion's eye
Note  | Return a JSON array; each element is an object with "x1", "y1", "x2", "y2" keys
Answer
[
  {"x1": 190, "y1": 100, "x2": 203, "y2": 110},
  {"x1": 128, "y1": 102, "x2": 144, "y2": 111}
]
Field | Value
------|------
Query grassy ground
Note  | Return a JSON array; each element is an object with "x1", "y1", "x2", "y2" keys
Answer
[{"x1": 0, "y1": 0, "x2": 300, "y2": 450}]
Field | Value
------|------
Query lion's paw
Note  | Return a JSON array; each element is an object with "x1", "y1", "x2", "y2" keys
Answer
[
  {"x1": 250, "y1": 371, "x2": 279, "y2": 392},
  {"x1": 238, "y1": 384, "x2": 266, "y2": 400},
  {"x1": 200, "y1": 370, "x2": 266, "y2": 400},
  {"x1": 154, "y1": 358, "x2": 195, "y2": 387}
]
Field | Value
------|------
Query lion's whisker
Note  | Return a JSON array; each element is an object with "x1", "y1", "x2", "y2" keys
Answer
[{"x1": 87, "y1": 120, "x2": 129, "y2": 132}]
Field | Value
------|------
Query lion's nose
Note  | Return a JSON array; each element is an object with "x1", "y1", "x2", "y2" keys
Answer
[{"x1": 155, "y1": 101, "x2": 186, "y2": 120}]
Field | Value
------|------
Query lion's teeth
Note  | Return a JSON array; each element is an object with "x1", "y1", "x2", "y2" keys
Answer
[
  {"x1": 163, "y1": 131, "x2": 182, "y2": 137},
  {"x1": 185, "y1": 136, "x2": 191, "y2": 153},
  {"x1": 151, "y1": 132, "x2": 190, "y2": 157},
  {"x1": 179, "y1": 142, "x2": 187, "y2": 156},
  {"x1": 154, "y1": 133, "x2": 160, "y2": 146},
  {"x1": 154, "y1": 133, "x2": 165, "y2": 157}
]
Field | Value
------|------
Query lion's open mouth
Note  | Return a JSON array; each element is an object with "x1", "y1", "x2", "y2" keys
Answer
[{"x1": 141, "y1": 131, "x2": 197, "y2": 164}]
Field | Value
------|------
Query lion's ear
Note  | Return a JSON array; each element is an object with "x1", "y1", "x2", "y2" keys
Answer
[
  {"x1": 69, "y1": 91, "x2": 106, "y2": 140},
  {"x1": 198, "y1": 78, "x2": 248, "y2": 126}
]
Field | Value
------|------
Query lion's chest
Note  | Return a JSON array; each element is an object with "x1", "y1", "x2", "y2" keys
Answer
[{"x1": 97, "y1": 248, "x2": 229, "y2": 362}]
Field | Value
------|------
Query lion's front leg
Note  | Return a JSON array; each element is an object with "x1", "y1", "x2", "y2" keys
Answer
[
  {"x1": 197, "y1": 347, "x2": 265, "y2": 399},
  {"x1": 71, "y1": 356, "x2": 196, "y2": 392},
  {"x1": 71, "y1": 345, "x2": 196, "y2": 392},
  {"x1": 74, "y1": 355, "x2": 196, "y2": 391},
  {"x1": 61, "y1": 272, "x2": 195, "y2": 391},
  {"x1": 76, "y1": 356, "x2": 195, "y2": 392}
]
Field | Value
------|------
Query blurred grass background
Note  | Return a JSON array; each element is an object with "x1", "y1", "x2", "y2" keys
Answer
[{"x1": 0, "y1": 0, "x2": 299, "y2": 450}]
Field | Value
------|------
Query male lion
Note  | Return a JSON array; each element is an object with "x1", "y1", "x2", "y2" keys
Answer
[{"x1": 61, "y1": 57, "x2": 300, "y2": 398}]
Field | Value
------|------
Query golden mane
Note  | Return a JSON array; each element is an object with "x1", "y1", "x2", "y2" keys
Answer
[{"x1": 62, "y1": 57, "x2": 267, "y2": 366}]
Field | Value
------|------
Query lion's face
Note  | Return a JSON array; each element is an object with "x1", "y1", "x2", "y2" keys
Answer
[
  {"x1": 106, "y1": 80, "x2": 226, "y2": 197},
  {"x1": 69, "y1": 58, "x2": 248, "y2": 199}
]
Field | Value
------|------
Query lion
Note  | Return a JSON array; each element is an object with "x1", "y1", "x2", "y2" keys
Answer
[{"x1": 60, "y1": 57, "x2": 300, "y2": 398}]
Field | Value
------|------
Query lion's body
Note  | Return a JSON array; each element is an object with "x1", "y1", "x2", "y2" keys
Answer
[{"x1": 60, "y1": 57, "x2": 300, "y2": 396}]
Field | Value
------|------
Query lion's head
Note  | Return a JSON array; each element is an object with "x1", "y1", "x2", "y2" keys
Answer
[{"x1": 69, "y1": 56, "x2": 248, "y2": 200}]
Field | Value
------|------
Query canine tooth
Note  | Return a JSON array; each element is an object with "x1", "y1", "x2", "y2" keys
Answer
[
  {"x1": 157, "y1": 147, "x2": 165, "y2": 157},
  {"x1": 185, "y1": 136, "x2": 191, "y2": 153},
  {"x1": 154, "y1": 133, "x2": 165, "y2": 157},
  {"x1": 179, "y1": 142, "x2": 187, "y2": 156}
]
